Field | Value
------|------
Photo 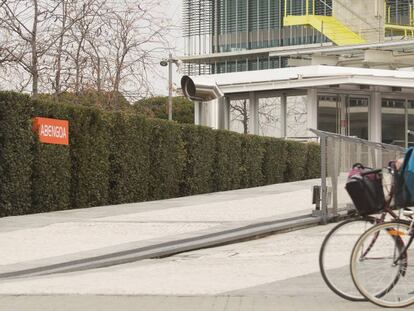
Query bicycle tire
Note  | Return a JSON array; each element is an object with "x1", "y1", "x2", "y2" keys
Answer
[
  {"x1": 350, "y1": 220, "x2": 413, "y2": 308},
  {"x1": 319, "y1": 217, "x2": 376, "y2": 301}
]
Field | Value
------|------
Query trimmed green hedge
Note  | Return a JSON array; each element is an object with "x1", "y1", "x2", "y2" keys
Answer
[
  {"x1": 240, "y1": 135, "x2": 265, "y2": 188},
  {"x1": 109, "y1": 113, "x2": 150, "y2": 204},
  {"x1": 67, "y1": 106, "x2": 111, "y2": 209},
  {"x1": 262, "y1": 138, "x2": 287, "y2": 185},
  {"x1": 214, "y1": 130, "x2": 242, "y2": 191},
  {"x1": 284, "y1": 140, "x2": 308, "y2": 182},
  {"x1": 0, "y1": 92, "x2": 321, "y2": 216},
  {"x1": 31, "y1": 101, "x2": 71, "y2": 212},
  {"x1": 306, "y1": 142, "x2": 321, "y2": 179},
  {"x1": 180, "y1": 124, "x2": 215, "y2": 196},
  {"x1": 0, "y1": 93, "x2": 33, "y2": 216},
  {"x1": 148, "y1": 119, "x2": 185, "y2": 200}
]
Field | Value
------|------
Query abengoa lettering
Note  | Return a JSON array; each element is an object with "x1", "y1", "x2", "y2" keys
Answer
[
  {"x1": 40, "y1": 124, "x2": 67, "y2": 139},
  {"x1": 33, "y1": 117, "x2": 69, "y2": 145}
]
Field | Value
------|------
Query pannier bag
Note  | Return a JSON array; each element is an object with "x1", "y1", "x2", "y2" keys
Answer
[
  {"x1": 395, "y1": 147, "x2": 414, "y2": 208},
  {"x1": 345, "y1": 164, "x2": 385, "y2": 216}
]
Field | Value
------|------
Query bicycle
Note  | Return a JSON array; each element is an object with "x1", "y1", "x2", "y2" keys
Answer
[
  {"x1": 319, "y1": 162, "x2": 403, "y2": 302},
  {"x1": 350, "y1": 216, "x2": 414, "y2": 308}
]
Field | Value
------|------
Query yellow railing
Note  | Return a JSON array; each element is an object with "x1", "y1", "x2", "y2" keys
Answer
[
  {"x1": 384, "y1": 0, "x2": 414, "y2": 37},
  {"x1": 283, "y1": 0, "x2": 365, "y2": 46}
]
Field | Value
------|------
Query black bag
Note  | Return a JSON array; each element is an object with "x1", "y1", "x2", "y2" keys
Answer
[{"x1": 345, "y1": 167, "x2": 385, "y2": 216}]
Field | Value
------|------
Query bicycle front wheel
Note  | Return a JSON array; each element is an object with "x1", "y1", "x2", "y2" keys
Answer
[
  {"x1": 319, "y1": 217, "x2": 375, "y2": 301},
  {"x1": 350, "y1": 220, "x2": 414, "y2": 308}
]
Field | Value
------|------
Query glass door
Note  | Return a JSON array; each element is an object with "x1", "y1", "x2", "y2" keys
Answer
[
  {"x1": 318, "y1": 95, "x2": 369, "y2": 140},
  {"x1": 346, "y1": 97, "x2": 369, "y2": 140}
]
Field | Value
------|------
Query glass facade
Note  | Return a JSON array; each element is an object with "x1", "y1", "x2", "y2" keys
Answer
[
  {"x1": 382, "y1": 98, "x2": 414, "y2": 147},
  {"x1": 183, "y1": 0, "x2": 330, "y2": 75},
  {"x1": 214, "y1": 0, "x2": 331, "y2": 53}
]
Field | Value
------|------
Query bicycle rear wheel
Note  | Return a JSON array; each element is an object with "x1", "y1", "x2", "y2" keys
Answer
[
  {"x1": 351, "y1": 220, "x2": 414, "y2": 308},
  {"x1": 319, "y1": 217, "x2": 376, "y2": 301}
]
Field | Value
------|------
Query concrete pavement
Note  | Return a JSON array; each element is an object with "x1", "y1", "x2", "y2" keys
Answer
[
  {"x1": 0, "y1": 224, "x2": 384, "y2": 310},
  {"x1": 0, "y1": 178, "x2": 371, "y2": 310},
  {"x1": 0, "y1": 179, "x2": 321, "y2": 279}
]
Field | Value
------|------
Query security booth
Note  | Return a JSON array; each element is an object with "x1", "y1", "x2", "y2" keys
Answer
[{"x1": 182, "y1": 65, "x2": 414, "y2": 148}]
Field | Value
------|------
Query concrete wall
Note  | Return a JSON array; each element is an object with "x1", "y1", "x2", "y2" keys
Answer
[{"x1": 333, "y1": 0, "x2": 384, "y2": 43}]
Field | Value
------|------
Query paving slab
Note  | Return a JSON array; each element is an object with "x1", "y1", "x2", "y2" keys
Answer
[
  {"x1": 0, "y1": 220, "x2": 385, "y2": 310},
  {"x1": 0, "y1": 179, "x2": 320, "y2": 279}
]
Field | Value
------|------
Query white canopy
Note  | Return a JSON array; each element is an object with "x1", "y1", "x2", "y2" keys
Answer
[{"x1": 188, "y1": 65, "x2": 414, "y2": 94}]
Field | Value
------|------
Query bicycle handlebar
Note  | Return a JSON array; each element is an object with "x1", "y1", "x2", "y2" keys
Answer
[{"x1": 360, "y1": 168, "x2": 382, "y2": 177}]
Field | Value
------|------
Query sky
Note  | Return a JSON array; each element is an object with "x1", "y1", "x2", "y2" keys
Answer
[{"x1": 154, "y1": 0, "x2": 184, "y2": 96}]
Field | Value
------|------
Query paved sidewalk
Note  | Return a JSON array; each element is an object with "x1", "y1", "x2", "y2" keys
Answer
[
  {"x1": 0, "y1": 179, "x2": 320, "y2": 278},
  {"x1": 0, "y1": 223, "x2": 381, "y2": 310},
  {"x1": 0, "y1": 295, "x2": 384, "y2": 311}
]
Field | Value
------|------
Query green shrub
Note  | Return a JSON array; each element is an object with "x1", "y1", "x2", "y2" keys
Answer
[
  {"x1": 262, "y1": 137, "x2": 287, "y2": 184},
  {"x1": 67, "y1": 106, "x2": 111, "y2": 209},
  {"x1": 214, "y1": 130, "x2": 242, "y2": 191},
  {"x1": 148, "y1": 119, "x2": 185, "y2": 200},
  {"x1": 0, "y1": 92, "x2": 33, "y2": 216},
  {"x1": 109, "y1": 113, "x2": 150, "y2": 204},
  {"x1": 284, "y1": 141, "x2": 308, "y2": 182},
  {"x1": 240, "y1": 135, "x2": 265, "y2": 188},
  {"x1": 180, "y1": 124, "x2": 215, "y2": 195},
  {"x1": 133, "y1": 96, "x2": 194, "y2": 124},
  {"x1": 31, "y1": 100, "x2": 71, "y2": 212},
  {"x1": 305, "y1": 142, "x2": 321, "y2": 179},
  {"x1": 0, "y1": 91, "x2": 322, "y2": 217}
]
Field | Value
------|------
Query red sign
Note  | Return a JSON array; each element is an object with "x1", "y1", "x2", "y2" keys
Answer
[{"x1": 33, "y1": 117, "x2": 69, "y2": 145}]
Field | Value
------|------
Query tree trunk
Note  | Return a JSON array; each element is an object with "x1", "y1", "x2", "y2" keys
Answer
[
  {"x1": 55, "y1": 0, "x2": 67, "y2": 99},
  {"x1": 243, "y1": 100, "x2": 248, "y2": 134},
  {"x1": 31, "y1": 0, "x2": 39, "y2": 98}
]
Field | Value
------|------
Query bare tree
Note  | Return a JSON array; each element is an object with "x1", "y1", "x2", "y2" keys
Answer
[
  {"x1": 0, "y1": 0, "x2": 61, "y2": 97},
  {"x1": 229, "y1": 96, "x2": 307, "y2": 137},
  {"x1": 230, "y1": 99, "x2": 249, "y2": 134},
  {"x1": 0, "y1": 0, "x2": 173, "y2": 102},
  {"x1": 102, "y1": 0, "x2": 171, "y2": 104}
]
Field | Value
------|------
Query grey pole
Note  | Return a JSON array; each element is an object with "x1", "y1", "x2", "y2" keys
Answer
[{"x1": 168, "y1": 53, "x2": 173, "y2": 121}]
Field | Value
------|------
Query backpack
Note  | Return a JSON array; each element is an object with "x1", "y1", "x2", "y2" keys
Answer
[{"x1": 395, "y1": 148, "x2": 414, "y2": 208}]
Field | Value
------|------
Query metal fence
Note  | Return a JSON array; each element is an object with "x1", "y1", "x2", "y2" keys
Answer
[{"x1": 310, "y1": 129, "x2": 405, "y2": 224}]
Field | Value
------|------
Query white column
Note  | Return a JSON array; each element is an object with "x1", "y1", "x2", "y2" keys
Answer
[
  {"x1": 281, "y1": 93, "x2": 287, "y2": 138},
  {"x1": 307, "y1": 88, "x2": 318, "y2": 136},
  {"x1": 223, "y1": 97, "x2": 231, "y2": 130},
  {"x1": 208, "y1": 98, "x2": 220, "y2": 129},
  {"x1": 217, "y1": 97, "x2": 229, "y2": 130},
  {"x1": 340, "y1": 94, "x2": 347, "y2": 136},
  {"x1": 249, "y1": 92, "x2": 259, "y2": 135},
  {"x1": 200, "y1": 102, "x2": 208, "y2": 126},
  {"x1": 370, "y1": 91, "x2": 382, "y2": 143},
  {"x1": 194, "y1": 101, "x2": 201, "y2": 125}
]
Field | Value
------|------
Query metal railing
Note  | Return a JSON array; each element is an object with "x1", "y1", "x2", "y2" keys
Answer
[
  {"x1": 310, "y1": 129, "x2": 405, "y2": 224},
  {"x1": 385, "y1": 1, "x2": 414, "y2": 26},
  {"x1": 284, "y1": 0, "x2": 332, "y2": 17}
]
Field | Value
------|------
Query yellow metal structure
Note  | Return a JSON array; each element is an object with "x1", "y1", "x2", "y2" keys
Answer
[
  {"x1": 384, "y1": 1, "x2": 414, "y2": 38},
  {"x1": 283, "y1": 0, "x2": 365, "y2": 46},
  {"x1": 284, "y1": 15, "x2": 366, "y2": 46}
]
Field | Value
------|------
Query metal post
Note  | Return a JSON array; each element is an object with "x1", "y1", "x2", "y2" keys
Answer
[
  {"x1": 168, "y1": 53, "x2": 173, "y2": 121},
  {"x1": 405, "y1": 98, "x2": 409, "y2": 149},
  {"x1": 281, "y1": 93, "x2": 287, "y2": 138},
  {"x1": 321, "y1": 135, "x2": 328, "y2": 224}
]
